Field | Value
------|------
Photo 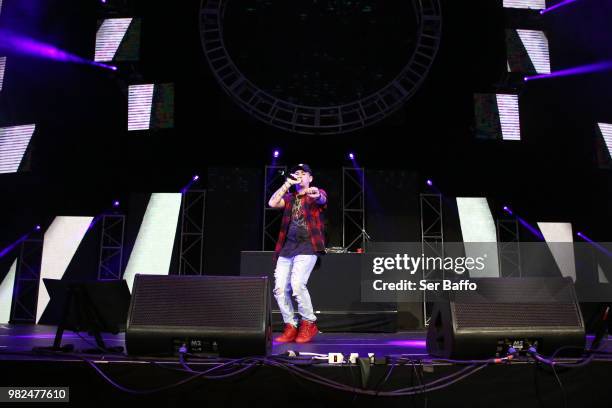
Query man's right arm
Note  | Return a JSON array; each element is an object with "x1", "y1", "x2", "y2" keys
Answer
[{"x1": 268, "y1": 181, "x2": 291, "y2": 208}]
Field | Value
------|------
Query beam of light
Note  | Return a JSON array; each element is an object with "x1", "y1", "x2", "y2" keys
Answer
[
  {"x1": 503, "y1": 205, "x2": 544, "y2": 239},
  {"x1": 0, "y1": 29, "x2": 116, "y2": 70},
  {"x1": 496, "y1": 94, "x2": 521, "y2": 141},
  {"x1": 524, "y1": 61, "x2": 612, "y2": 82},
  {"x1": 577, "y1": 232, "x2": 612, "y2": 258},
  {"x1": 517, "y1": 216, "x2": 544, "y2": 240},
  {"x1": 456, "y1": 197, "x2": 500, "y2": 278},
  {"x1": 503, "y1": 0, "x2": 546, "y2": 9},
  {"x1": 128, "y1": 84, "x2": 154, "y2": 131},
  {"x1": 0, "y1": 56, "x2": 5, "y2": 91},
  {"x1": 540, "y1": 0, "x2": 580, "y2": 14},
  {"x1": 0, "y1": 124, "x2": 36, "y2": 174},
  {"x1": 0, "y1": 233, "x2": 30, "y2": 258},
  {"x1": 123, "y1": 193, "x2": 182, "y2": 292},
  {"x1": 180, "y1": 174, "x2": 200, "y2": 194},
  {"x1": 95, "y1": 18, "x2": 133, "y2": 62},
  {"x1": 36, "y1": 216, "x2": 94, "y2": 323},
  {"x1": 597, "y1": 123, "x2": 612, "y2": 158},
  {"x1": 516, "y1": 29, "x2": 550, "y2": 74}
]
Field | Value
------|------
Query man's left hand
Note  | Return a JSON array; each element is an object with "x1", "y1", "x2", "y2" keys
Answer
[{"x1": 306, "y1": 187, "x2": 320, "y2": 199}]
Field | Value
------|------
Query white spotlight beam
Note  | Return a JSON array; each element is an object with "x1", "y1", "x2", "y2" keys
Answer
[
  {"x1": 456, "y1": 197, "x2": 500, "y2": 278},
  {"x1": 123, "y1": 193, "x2": 182, "y2": 291},
  {"x1": 36, "y1": 216, "x2": 94, "y2": 323}
]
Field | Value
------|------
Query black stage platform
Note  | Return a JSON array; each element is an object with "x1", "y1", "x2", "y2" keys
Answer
[{"x1": 1, "y1": 324, "x2": 612, "y2": 407}]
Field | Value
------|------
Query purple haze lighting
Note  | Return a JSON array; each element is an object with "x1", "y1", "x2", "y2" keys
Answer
[
  {"x1": 386, "y1": 339, "x2": 427, "y2": 348},
  {"x1": 0, "y1": 233, "x2": 30, "y2": 258},
  {"x1": 524, "y1": 61, "x2": 612, "y2": 82},
  {"x1": 517, "y1": 216, "x2": 545, "y2": 240},
  {"x1": 426, "y1": 179, "x2": 433, "y2": 186},
  {"x1": 349, "y1": 153, "x2": 355, "y2": 160},
  {"x1": 503, "y1": 205, "x2": 513, "y2": 215},
  {"x1": 0, "y1": 29, "x2": 116, "y2": 71},
  {"x1": 193, "y1": 175, "x2": 199, "y2": 181},
  {"x1": 273, "y1": 150, "x2": 280, "y2": 158},
  {"x1": 112, "y1": 200, "x2": 120, "y2": 208},
  {"x1": 577, "y1": 231, "x2": 612, "y2": 258},
  {"x1": 540, "y1": 0, "x2": 579, "y2": 14},
  {"x1": 35, "y1": 225, "x2": 41, "y2": 231}
]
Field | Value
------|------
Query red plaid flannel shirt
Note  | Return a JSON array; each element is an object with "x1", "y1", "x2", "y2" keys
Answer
[{"x1": 273, "y1": 189, "x2": 327, "y2": 260}]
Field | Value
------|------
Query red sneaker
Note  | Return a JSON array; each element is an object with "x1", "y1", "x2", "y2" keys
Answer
[
  {"x1": 295, "y1": 320, "x2": 318, "y2": 343},
  {"x1": 274, "y1": 323, "x2": 298, "y2": 343}
]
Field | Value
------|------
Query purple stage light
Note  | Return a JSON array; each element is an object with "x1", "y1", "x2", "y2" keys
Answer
[
  {"x1": 273, "y1": 150, "x2": 280, "y2": 158},
  {"x1": 386, "y1": 339, "x2": 427, "y2": 348},
  {"x1": 193, "y1": 175, "x2": 199, "y2": 181},
  {"x1": 524, "y1": 61, "x2": 612, "y2": 82},
  {"x1": 503, "y1": 206, "x2": 513, "y2": 215},
  {"x1": 348, "y1": 153, "x2": 355, "y2": 160},
  {"x1": 540, "y1": 0, "x2": 579, "y2": 14},
  {"x1": 35, "y1": 225, "x2": 41, "y2": 231},
  {"x1": 577, "y1": 231, "x2": 612, "y2": 257},
  {"x1": 517, "y1": 216, "x2": 544, "y2": 240},
  {"x1": 112, "y1": 200, "x2": 120, "y2": 208},
  {"x1": 0, "y1": 29, "x2": 117, "y2": 71},
  {"x1": 426, "y1": 179, "x2": 433, "y2": 186}
]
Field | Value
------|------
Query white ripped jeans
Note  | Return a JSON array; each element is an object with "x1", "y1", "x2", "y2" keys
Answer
[{"x1": 273, "y1": 255, "x2": 318, "y2": 326}]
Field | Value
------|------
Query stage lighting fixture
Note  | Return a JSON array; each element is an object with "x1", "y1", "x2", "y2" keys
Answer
[
  {"x1": 95, "y1": 18, "x2": 140, "y2": 62},
  {"x1": 0, "y1": 56, "x2": 5, "y2": 91},
  {"x1": 426, "y1": 179, "x2": 433, "y2": 186},
  {"x1": 0, "y1": 124, "x2": 36, "y2": 174},
  {"x1": 503, "y1": 0, "x2": 546, "y2": 9},
  {"x1": 474, "y1": 94, "x2": 521, "y2": 141},
  {"x1": 597, "y1": 123, "x2": 612, "y2": 158},
  {"x1": 127, "y1": 83, "x2": 174, "y2": 131},
  {"x1": 112, "y1": 200, "x2": 120, "y2": 208},
  {"x1": 348, "y1": 153, "x2": 355, "y2": 160},
  {"x1": 503, "y1": 206, "x2": 513, "y2": 215},
  {"x1": 506, "y1": 29, "x2": 550, "y2": 75},
  {"x1": 35, "y1": 225, "x2": 41, "y2": 231},
  {"x1": 273, "y1": 150, "x2": 280, "y2": 158},
  {"x1": 193, "y1": 175, "x2": 199, "y2": 181}
]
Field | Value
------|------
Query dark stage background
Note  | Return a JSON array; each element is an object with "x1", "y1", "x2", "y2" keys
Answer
[{"x1": 0, "y1": 0, "x2": 611, "y2": 278}]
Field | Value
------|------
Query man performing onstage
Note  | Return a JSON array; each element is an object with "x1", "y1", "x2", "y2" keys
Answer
[{"x1": 268, "y1": 164, "x2": 328, "y2": 343}]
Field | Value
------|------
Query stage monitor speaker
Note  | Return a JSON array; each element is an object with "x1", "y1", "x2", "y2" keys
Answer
[
  {"x1": 126, "y1": 274, "x2": 272, "y2": 357},
  {"x1": 426, "y1": 277, "x2": 585, "y2": 359}
]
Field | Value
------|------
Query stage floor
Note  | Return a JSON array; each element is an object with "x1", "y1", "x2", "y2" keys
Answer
[
  {"x1": 0, "y1": 324, "x2": 429, "y2": 359},
  {"x1": 2, "y1": 324, "x2": 612, "y2": 407}
]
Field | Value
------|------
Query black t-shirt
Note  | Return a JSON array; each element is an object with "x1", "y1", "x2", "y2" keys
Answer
[{"x1": 279, "y1": 195, "x2": 315, "y2": 258}]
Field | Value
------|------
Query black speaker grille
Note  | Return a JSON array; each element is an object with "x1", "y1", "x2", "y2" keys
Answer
[
  {"x1": 454, "y1": 303, "x2": 582, "y2": 329},
  {"x1": 130, "y1": 275, "x2": 266, "y2": 329}
]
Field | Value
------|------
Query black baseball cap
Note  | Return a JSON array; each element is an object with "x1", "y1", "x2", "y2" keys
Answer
[{"x1": 289, "y1": 163, "x2": 313, "y2": 174}]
